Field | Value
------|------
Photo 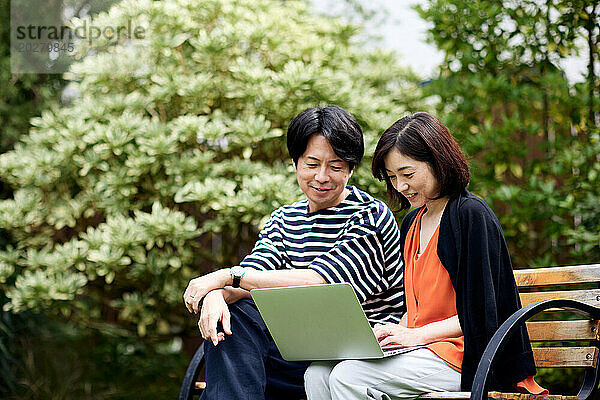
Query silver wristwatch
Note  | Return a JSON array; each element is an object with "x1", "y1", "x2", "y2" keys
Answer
[{"x1": 230, "y1": 266, "x2": 246, "y2": 288}]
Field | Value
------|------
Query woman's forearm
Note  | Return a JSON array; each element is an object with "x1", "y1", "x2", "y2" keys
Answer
[{"x1": 416, "y1": 315, "x2": 462, "y2": 344}]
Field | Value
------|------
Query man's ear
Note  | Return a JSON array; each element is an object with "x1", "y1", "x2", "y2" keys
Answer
[
  {"x1": 292, "y1": 161, "x2": 297, "y2": 172},
  {"x1": 349, "y1": 168, "x2": 354, "y2": 178}
]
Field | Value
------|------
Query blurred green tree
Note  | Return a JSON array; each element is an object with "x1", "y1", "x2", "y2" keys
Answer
[
  {"x1": 0, "y1": 0, "x2": 65, "y2": 156},
  {"x1": 417, "y1": 0, "x2": 599, "y2": 269},
  {"x1": 0, "y1": 0, "x2": 422, "y2": 349},
  {"x1": 555, "y1": 0, "x2": 599, "y2": 124},
  {"x1": 0, "y1": 0, "x2": 66, "y2": 206},
  {"x1": 1, "y1": 1, "x2": 109, "y2": 396}
]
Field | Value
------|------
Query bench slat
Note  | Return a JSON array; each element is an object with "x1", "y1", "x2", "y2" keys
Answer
[
  {"x1": 419, "y1": 392, "x2": 578, "y2": 400},
  {"x1": 488, "y1": 394, "x2": 578, "y2": 400},
  {"x1": 533, "y1": 346, "x2": 598, "y2": 367},
  {"x1": 419, "y1": 393, "x2": 471, "y2": 399},
  {"x1": 379, "y1": 266, "x2": 600, "y2": 400},
  {"x1": 526, "y1": 320, "x2": 600, "y2": 341},
  {"x1": 519, "y1": 288, "x2": 600, "y2": 307},
  {"x1": 515, "y1": 264, "x2": 600, "y2": 287}
]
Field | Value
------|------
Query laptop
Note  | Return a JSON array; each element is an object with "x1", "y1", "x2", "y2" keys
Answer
[{"x1": 250, "y1": 283, "x2": 420, "y2": 361}]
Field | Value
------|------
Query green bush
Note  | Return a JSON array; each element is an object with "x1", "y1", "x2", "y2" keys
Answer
[
  {"x1": 0, "y1": 0, "x2": 422, "y2": 345},
  {"x1": 2, "y1": 312, "x2": 188, "y2": 399}
]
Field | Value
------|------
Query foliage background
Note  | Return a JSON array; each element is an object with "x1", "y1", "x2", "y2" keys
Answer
[
  {"x1": 417, "y1": 0, "x2": 599, "y2": 391},
  {"x1": 419, "y1": 0, "x2": 599, "y2": 269},
  {"x1": 0, "y1": 0, "x2": 422, "y2": 397},
  {"x1": 0, "y1": 0, "x2": 598, "y2": 398}
]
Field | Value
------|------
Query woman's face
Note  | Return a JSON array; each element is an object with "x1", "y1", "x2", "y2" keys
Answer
[{"x1": 383, "y1": 148, "x2": 440, "y2": 209}]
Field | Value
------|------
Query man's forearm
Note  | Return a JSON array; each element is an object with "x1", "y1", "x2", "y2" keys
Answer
[
  {"x1": 215, "y1": 269, "x2": 324, "y2": 303},
  {"x1": 238, "y1": 268, "x2": 326, "y2": 290},
  {"x1": 187, "y1": 267, "x2": 326, "y2": 312}
]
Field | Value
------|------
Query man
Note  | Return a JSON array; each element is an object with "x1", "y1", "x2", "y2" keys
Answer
[{"x1": 183, "y1": 105, "x2": 405, "y2": 400}]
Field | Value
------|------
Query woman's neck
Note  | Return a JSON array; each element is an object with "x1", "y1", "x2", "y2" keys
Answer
[{"x1": 423, "y1": 196, "x2": 449, "y2": 221}]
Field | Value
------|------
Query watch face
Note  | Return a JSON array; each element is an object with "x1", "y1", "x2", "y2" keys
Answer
[{"x1": 231, "y1": 266, "x2": 245, "y2": 277}]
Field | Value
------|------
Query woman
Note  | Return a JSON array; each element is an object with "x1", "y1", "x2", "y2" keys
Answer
[{"x1": 304, "y1": 112, "x2": 545, "y2": 399}]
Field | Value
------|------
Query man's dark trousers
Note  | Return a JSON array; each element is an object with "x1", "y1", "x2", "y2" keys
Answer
[{"x1": 199, "y1": 298, "x2": 310, "y2": 400}]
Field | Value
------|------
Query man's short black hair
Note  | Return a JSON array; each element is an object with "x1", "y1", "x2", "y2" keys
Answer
[{"x1": 286, "y1": 105, "x2": 364, "y2": 170}]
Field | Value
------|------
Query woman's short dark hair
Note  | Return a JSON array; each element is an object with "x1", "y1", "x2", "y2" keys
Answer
[
  {"x1": 287, "y1": 105, "x2": 364, "y2": 170},
  {"x1": 371, "y1": 112, "x2": 470, "y2": 210}
]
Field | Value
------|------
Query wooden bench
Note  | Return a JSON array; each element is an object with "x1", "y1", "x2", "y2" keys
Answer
[{"x1": 179, "y1": 264, "x2": 600, "y2": 400}]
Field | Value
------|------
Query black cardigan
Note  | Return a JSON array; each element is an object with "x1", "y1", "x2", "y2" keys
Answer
[{"x1": 399, "y1": 190, "x2": 536, "y2": 391}]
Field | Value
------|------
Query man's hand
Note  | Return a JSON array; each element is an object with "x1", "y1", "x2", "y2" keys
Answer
[
  {"x1": 373, "y1": 323, "x2": 424, "y2": 347},
  {"x1": 183, "y1": 269, "x2": 232, "y2": 313},
  {"x1": 199, "y1": 290, "x2": 232, "y2": 346}
]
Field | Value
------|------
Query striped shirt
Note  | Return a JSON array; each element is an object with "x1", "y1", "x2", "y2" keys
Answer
[{"x1": 241, "y1": 186, "x2": 405, "y2": 324}]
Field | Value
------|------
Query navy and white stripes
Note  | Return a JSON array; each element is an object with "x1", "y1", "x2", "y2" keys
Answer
[{"x1": 241, "y1": 186, "x2": 405, "y2": 324}]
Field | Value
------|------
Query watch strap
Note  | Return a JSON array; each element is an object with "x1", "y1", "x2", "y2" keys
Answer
[{"x1": 230, "y1": 267, "x2": 245, "y2": 288}]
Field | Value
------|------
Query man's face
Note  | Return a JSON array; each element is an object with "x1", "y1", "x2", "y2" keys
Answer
[{"x1": 294, "y1": 135, "x2": 352, "y2": 213}]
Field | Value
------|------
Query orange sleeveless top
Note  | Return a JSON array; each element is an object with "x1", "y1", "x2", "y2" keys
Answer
[
  {"x1": 404, "y1": 207, "x2": 464, "y2": 371},
  {"x1": 404, "y1": 207, "x2": 548, "y2": 394}
]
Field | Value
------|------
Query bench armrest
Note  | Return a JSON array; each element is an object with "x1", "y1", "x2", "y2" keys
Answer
[
  {"x1": 470, "y1": 299, "x2": 600, "y2": 400},
  {"x1": 179, "y1": 342, "x2": 206, "y2": 400}
]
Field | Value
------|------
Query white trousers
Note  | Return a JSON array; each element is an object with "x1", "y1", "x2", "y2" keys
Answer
[{"x1": 304, "y1": 348, "x2": 461, "y2": 400}]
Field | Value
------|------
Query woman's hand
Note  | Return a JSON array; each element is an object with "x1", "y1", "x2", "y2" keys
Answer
[
  {"x1": 373, "y1": 323, "x2": 425, "y2": 347},
  {"x1": 374, "y1": 315, "x2": 462, "y2": 348}
]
